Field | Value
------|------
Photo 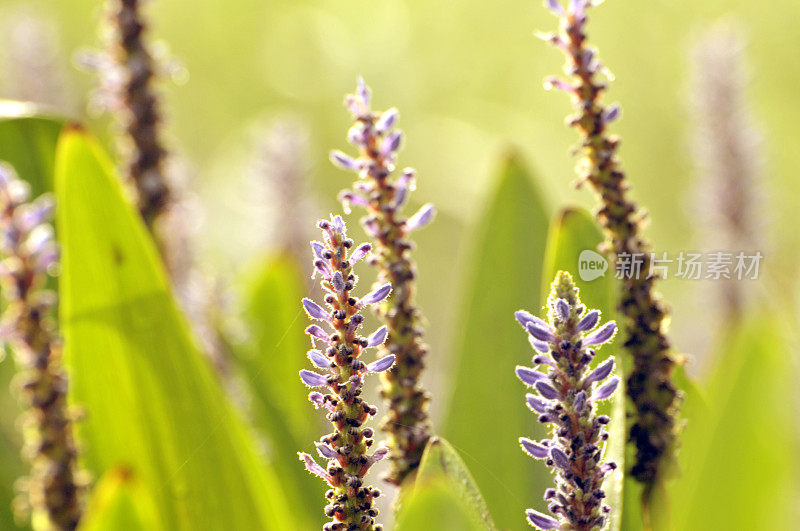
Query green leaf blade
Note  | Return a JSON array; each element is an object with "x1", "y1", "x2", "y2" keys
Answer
[
  {"x1": 56, "y1": 128, "x2": 294, "y2": 530},
  {"x1": 441, "y1": 152, "x2": 550, "y2": 530}
]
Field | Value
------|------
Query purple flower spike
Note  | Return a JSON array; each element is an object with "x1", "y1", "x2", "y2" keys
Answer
[
  {"x1": 535, "y1": 380, "x2": 560, "y2": 400},
  {"x1": 298, "y1": 452, "x2": 334, "y2": 484},
  {"x1": 405, "y1": 203, "x2": 436, "y2": 232},
  {"x1": 331, "y1": 271, "x2": 346, "y2": 293},
  {"x1": 575, "y1": 310, "x2": 600, "y2": 332},
  {"x1": 526, "y1": 322, "x2": 556, "y2": 343},
  {"x1": 302, "y1": 298, "x2": 329, "y2": 321},
  {"x1": 330, "y1": 150, "x2": 361, "y2": 172},
  {"x1": 358, "y1": 283, "x2": 392, "y2": 308},
  {"x1": 516, "y1": 366, "x2": 547, "y2": 386},
  {"x1": 550, "y1": 447, "x2": 570, "y2": 471},
  {"x1": 593, "y1": 376, "x2": 620, "y2": 401},
  {"x1": 526, "y1": 393, "x2": 550, "y2": 413},
  {"x1": 529, "y1": 336, "x2": 550, "y2": 353},
  {"x1": 584, "y1": 357, "x2": 615, "y2": 386},
  {"x1": 308, "y1": 350, "x2": 330, "y2": 369},
  {"x1": 366, "y1": 325, "x2": 388, "y2": 347},
  {"x1": 305, "y1": 325, "x2": 331, "y2": 345},
  {"x1": 526, "y1": 509, "x2": 559, "y2": 530},
  {"x1": 583, "y1": 321, "x2": 616, "y2": 346},
  {"x1": 519, "y1": 437, "x2": 549, "y2": 459},
  {"x1": 555, "y1": 298, "x2": 569, "y2": 321},
  {"x1": 375, "y1": 107, "x2": 398, "y2": 133},
  {"x1": 349, "y1": 243, "x2": 372, "y2": 264},
  {"x1": 315, "y1": 442, "x2": 338, "y2": 460},
  {"x1": 300, "y1": 370, "x2": 328, "y2": 388},
  {"x1": 366, "y1": 355, "x2": 395, "y2": 373}
]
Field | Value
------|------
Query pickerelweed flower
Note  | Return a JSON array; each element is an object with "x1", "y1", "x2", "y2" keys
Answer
[
  {"x1": 540, "y1": 0, "x2": 681, "y2": 488},
  {"x1": 330, "y1": 79, "x2": 434, "y2": 485},
  {"x1": 516, "y1": 271, "x2": 618, "y2": 531},
  {"x1": 0, "y1": 164, "x2": 85, "y2": 530},
  {"x1": 298, "y1": 215, "x2": 393, "y2": 531},
  {"x1": 102, "y1": 0, "x2": 172, "y2": 230}
]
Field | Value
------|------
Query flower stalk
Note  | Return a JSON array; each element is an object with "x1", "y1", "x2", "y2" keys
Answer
[
  {"x1": 516, "y1": 271, "x2": 618, "y2": 531},
  {"x1": 298, "y1": 215, "x2": 393, "y2": 531},
  {"x1": 103, "y1": 0, "x2": 171, "y2": 230},
  {"x1": 541, "y1": 0, "x2": 681, "y2": 488},
  {"x1": 330, "y1": 79, "x2": 434, "y2": 485},
  {"x1": 0, "y1": 164, "x2": 84, "y2": 530}
]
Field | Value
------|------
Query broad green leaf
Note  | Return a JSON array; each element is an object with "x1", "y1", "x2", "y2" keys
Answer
[
  {"x1": 56, "y1": 128, "x2": 295, "y2": 530},
  {"x1": 666, "y1": 317, "x2": 797, "y2": 531},
  {"x1": 0, "y1": 100, "x2": 64, "y2": 196},
  {"x1": 231, "y1": 254, "x2": 324, "y2": 527},
  {"x1": 395, "y1": 480, "x2": 487, "y2": 531},
  {"x1": 442, "y1": 152, "x2": 550, "y2": 530},
  {"x1": 396, "y1": 437, "x2": 497, "y2": 531},
  {"x1": 78, "y1": 467, "x2": 160, "y2": 531},
  {"x1": 540, "y1": 207, "x2": 625, "y2": 531}
]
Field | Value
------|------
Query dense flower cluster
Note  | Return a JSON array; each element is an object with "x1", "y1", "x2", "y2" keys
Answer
[
  {"x1": 516, "y1": 271, "x2": 618, "y2": 531},
  {"x1": 540, "y1": 0, "x2": 681, "y2": 486},
  {"x1": 298, "y1": 215, "x2": 395, "y2": 531},
  {"x1": 330, "y1": 79, "x2": 435, "y2": 484},
  {"x1": 0, "y1": 164, "x2": 84, "y2": 530}
]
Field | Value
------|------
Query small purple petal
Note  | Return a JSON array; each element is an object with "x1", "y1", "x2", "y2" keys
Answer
[
  {"x1": 330, "y1": 150, "x2": 361, "y2": 171},
  {"x1": 310, "y1": 241, "x2": 325, "y2": 259},
  {"x1": 358, "y1": 283, "x2": 392, "y2": 307},
  {"x1": 331, "y1": 215, "x2": 345, "y2": 234},
  {"x1": 575, "y1": 310, "x2": 600, "y2": 332},
  {"x1": 535, "y1": 381, "x2": 560, "y2": 400},
  {"x1": 603, "y1": 103, "x2": 621, "y2": 123},
  {"x1": 299, "y1": 369, "x2": 328, "y2": 388},
  {"x1": 302, "y1": 298, "x2": 329, "y2": 321},
  {"x1": 366, "y1": 354, "x2": 395, "y2": 373},
  {"x1": 298, "y1": 452, "x2": 333, "y2": 483},
  {"x1": 331, "y1": 271, "x2": 346, "y2": 293},
  {"x1": 308, "y1": 350, "x2": 330, "y2": 368},
  {"x1": 526, "y1": 509, "x2": 559, "y2": 530},
  {"x1": 315, "y1": 442, "x2": 337, "y2": 460},
  {"x1": 545, "y1": 0, "x2": 564, "y2": 16},
  {"x1": 305, "y1": 325, "x2": 331, "y2": 344},
  {"x1": 380, "y1": 130, "x2": 403, "y2": 157},
  {"x1": 573, "y1": 390, "x2": 587, "y2": 413},
  {"x1": 364, "y1": 446, "x2": 390, "y2": 468},
  {"x1": 543, "y1": 76, "x2": 573, "y2": 92},
  {"x1": 583, "y1": 321, "x2": 616, "y2": 346},
  {"x1": 529, "y1": 335, "x2": 550, "y2": 353},
  {"x1": 339, "y1": 190, "x2": 370, "y2": 208},
  {"x1": 526, "y1": 393, "x2": 550, "y2": 413},
  {"x1": 526, "y1": 322, "x2": 556, "y2": 343},
  {"x1": 375, "y1": 107, "x2": 398, "y2": 133},
  {"x1": 349, "y1": 243, "x2": 372, "y2": 264},
  {"x1": 516, "y1": 366, "x2": 547, "y2": 386},
  {"x1": 516, "y1": 310, "x2": 543, "y2": 329},
  {"x1": 584, "y1": 357, "x2": 615, "y2": 386},
  {"x1": 313, "y1": 259, "x2": 331, "y2": 280},
  {"x1": 519, "y1": 437, "x2": 549, "y2": 459},
  {"x1": 593, "y1": 376, "x2": 620, "y2": 401},
  {"x1": 555, "y1": 298, "x2": 569, "y2": 321},
  {"x1": 550, "y1": 447, "x2": 570, "y2": 470},
  {"x1": 357, "y1": 77, "x2": 370, "y2": 106},
  {"x1": 366, "y1": 326, "x2": 388, "y2": 347},
  {"x1": 405, "y1": 203, "x2": 436, "y2": 232},
  {"x1": 308, "y1": 391, "x2": 331, "y2": 410}
]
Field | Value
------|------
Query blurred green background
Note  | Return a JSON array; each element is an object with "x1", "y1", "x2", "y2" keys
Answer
[{"x1": 0, "y1": 0, "x2": 798, "y2": 529}]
